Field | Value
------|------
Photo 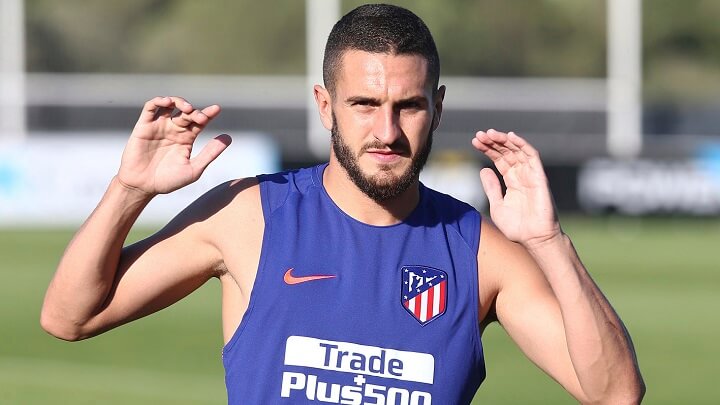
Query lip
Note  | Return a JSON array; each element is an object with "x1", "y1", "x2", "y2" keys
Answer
[{"x1": 366, "y1": 150, "x2": 404, "y2": 163}]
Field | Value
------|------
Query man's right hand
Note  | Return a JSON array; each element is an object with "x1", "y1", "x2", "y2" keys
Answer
[
  {"x1": 41, "y1": 97, "x2": 236, "y2": 341},
  {"x1": 117, "y1": 96, "x2": 232, "y2": 196}
]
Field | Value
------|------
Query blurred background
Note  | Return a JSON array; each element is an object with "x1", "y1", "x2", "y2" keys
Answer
[{"x1": 1, "y1": 0, "x2": 719, "y2": 403}]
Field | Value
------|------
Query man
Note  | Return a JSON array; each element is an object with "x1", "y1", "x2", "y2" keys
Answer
[{"x1": 41, "y1": 4, "x2": 644, "y2": 404}]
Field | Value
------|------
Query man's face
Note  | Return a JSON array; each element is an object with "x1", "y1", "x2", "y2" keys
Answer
[
  {"x1": 331, "y1": 112, "x2": 432, "y2": 202},
  {"x1": 329, "y1": 50, "x2": 442, "y2": 202}
]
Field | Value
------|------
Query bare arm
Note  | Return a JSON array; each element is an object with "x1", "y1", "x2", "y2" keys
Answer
[
  {"x1": 474, "y1": 130, "x2": 645, "y2": 404},
  {"x1": 40, "y1": 96, "x2": 231, "y2": 341}
]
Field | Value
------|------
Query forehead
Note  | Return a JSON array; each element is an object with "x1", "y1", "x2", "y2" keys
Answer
[{"x1": 335, "y1": 50, "x2": 432, "y2": 98}]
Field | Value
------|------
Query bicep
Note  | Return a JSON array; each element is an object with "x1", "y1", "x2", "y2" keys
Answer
[
  {"x1": 82, "y1": 218, "x2": 222, "y2": 336},
  {"x1": 80, "y1": 180, "x2": 252, "y2": 337},
  {"x1": 480, "y1": 221, "x2": 584, "y2": 398}
]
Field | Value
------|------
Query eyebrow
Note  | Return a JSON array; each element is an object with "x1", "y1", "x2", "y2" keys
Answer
[
  {"x1": 345, "y1": 96, "x2": 381, "y2": 106},
  {"x1": 394, "y1": 96, "x2": 429, "y2": 109},
  {"x1": 344, "y1": 95, "x2": 429, "y2": 108}
]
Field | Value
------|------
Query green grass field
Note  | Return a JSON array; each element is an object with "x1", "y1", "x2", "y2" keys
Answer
[{"x1": 1, "y1": 216, "x2": 719, "y2": 404}]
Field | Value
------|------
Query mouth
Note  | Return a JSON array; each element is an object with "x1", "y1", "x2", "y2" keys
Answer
[{"x1": 365, "y1": 148, "x2": 408, "y2": 164}]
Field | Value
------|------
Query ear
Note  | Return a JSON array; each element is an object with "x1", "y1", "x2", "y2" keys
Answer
[
  {"x1": 314, "y1": 85, "x2": 334, "y2": 131},
  {"x1": 432, "y1": 85, "x2": 446, "y2": 132}
]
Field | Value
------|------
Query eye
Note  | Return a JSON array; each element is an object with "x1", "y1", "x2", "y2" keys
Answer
[
  {"x1": 349, "y1": 99, "x2": 378, "y2": 112},
  {"x1": 396, "y1": 99, "x2": 427, "y2": 112}
]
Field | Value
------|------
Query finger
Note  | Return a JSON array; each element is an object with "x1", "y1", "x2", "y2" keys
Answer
[
  {"x1": 137, "y1": 96, "x2": 173, "y2": 124},
  {"x1": 170, "y1": 111, "x2": 195, "y2": 128},
  {"x1": 506, "y1": 132, "x2": 547, "y2": 178},
  {"x1": 166, "y1": 96, "x2": 194, "y2": 114},
  {"x1": 505, "y1": 133, "x2": 549, "y2": 185},
  {"x1": 472, "y1": 131, "x2": 501, "y2": 158},
  {"x1": 486, "y1": 128, "x2": 508, "y2": 142},
  {"x1": 189, "y1": 134, "x2": 233, "y2": 179},
  {"x1": 485, "y1": 129, "x2": 520, "y2": 165},
  {"x1": 499, "y1": 131, "x2": 529, "y2": 166},
  {"x1": 503, "y1": 131, "x2": 522, "y2": 152},
  {"x1": 157, "y1": 97, "x2": 194, "y2": 121},
  {"x1": 508, "y1": 131, "x2": 540, "y2": 161},
  {"x1": 475, "y1": 129, "x2": 512, "y2": 157},
  {"x1": 472, "y1": 132, "x2": 510, "y2": 173},
  {"x1": 171, "y1": 109, "x2": 210, "y2": 129},
  {"x1": 479, "y1": 167, "x2": 503, "y2": 208},
  {"x1": 173, "y1": 105, "x2": 220, "y2": 129},
  {"x1": 172, "y1": 105, "x2": 222, "y2": 131},
  {"x1": 189, "y1": 105, "x2": 221, "y2": 132},
  {"x1": 200, "y1": 104, "x2": 221, "y2": 119}
]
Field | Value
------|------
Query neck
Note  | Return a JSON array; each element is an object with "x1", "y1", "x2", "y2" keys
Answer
[{"x1": 323, "y1": 160, "x2": 420, "y2": 226}]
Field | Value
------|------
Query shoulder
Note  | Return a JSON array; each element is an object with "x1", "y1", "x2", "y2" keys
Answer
[
  {"x1": 477, "y1": 218, "x2": 550, "y2": 325},
  {"x1": 176, "y1": 177, "x2": 262, "y2": 226},
  {"x1": 479, "y1": 219, "x2": 523, "y2": 267},
  {"x1": 422, "y1": 184, "x2": 476, "y2": 214},
  {"x1": 203, "y1": 177, "x2": 264, "y2": 234},
  {"x1": 421, "y1": 185, "x2": 481, "y2": 247},
  {"x1": 200, "y1": 164, "x2": 323, "y2": 241},
  {"x1": 421, "y1": 185, "x2": 480, "y2": 226},
  {"x1": 204, "y1": 164, "x2": 322, "y2": 226},
  {"x1": 157, "y1": 177, "x2": 263, "y2": 257}
]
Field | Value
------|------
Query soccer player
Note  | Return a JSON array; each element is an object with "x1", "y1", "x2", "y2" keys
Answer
[{"x1": 41, "y1": 4, "x2": 644, "y2": 404}]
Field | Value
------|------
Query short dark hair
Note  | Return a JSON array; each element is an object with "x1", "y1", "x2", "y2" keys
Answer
[{"x1": 322, "y1": 4, "x2": 440, "y2": 96}]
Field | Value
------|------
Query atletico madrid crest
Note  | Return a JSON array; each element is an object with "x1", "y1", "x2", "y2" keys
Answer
[{"x1": 401, "y1": 266, "x2": 447, "y2": 325}]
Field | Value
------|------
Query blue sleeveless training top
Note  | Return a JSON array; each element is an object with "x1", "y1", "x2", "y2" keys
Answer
[{"x1": 223, "y1": 164, "x2": 485, "y2": 404}]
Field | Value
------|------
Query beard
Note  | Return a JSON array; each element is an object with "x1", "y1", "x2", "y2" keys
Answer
[{"x1": 331, "y1": 113, "x2": 433, "y2": 202}]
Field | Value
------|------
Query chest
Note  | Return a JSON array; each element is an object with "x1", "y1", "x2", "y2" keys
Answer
[
  {"x1": 258, "y1": 196, "x2": 479, "y2": 334},
  {"x1": 221, "y1": 176, "x2": 487, "y2": 404}
]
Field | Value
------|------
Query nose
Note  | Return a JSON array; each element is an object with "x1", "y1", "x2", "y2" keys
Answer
[{"x1": 373, "y1": 106, "x2": 402, "y2": 146}]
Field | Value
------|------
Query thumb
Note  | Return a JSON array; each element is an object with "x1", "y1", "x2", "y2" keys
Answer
[
  {"x1": 480, "y1": 168, "x2": 503, "y2": 209},
  {"x1": 189, "y1": 134, "x2": 233, "y2": 179}
]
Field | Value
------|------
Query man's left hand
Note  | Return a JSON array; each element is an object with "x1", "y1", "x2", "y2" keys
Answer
[{"x1": 472, "y1": 129, "x2": 562, "y2": 249}]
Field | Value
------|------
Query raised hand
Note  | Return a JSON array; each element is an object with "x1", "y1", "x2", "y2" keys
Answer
[
  {"x1": 117, "y1": 96, "x2": 232, "y2": 196},
  {"x1": 472, "y1": 129, "x2": 561, "y2": 248}
]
